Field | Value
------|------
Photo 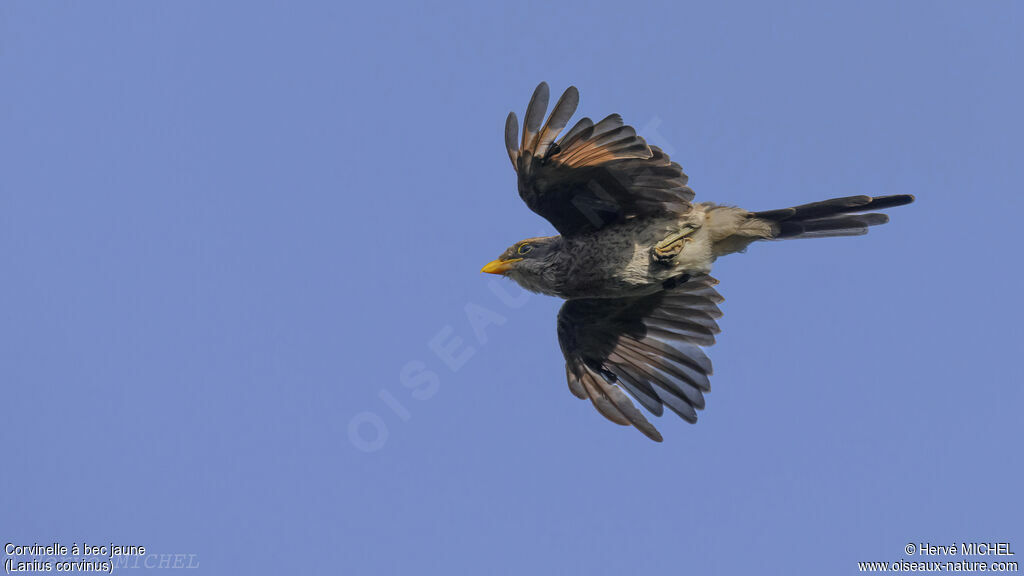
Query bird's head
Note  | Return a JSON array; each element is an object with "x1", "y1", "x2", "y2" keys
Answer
[{"x1": 480, "y1": 236, "x2": 564, "y2": 294}]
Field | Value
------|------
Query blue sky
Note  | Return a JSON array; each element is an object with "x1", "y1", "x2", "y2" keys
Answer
[{"x1": 2, "y1": 1, "x2": 1022, "y2": 574}]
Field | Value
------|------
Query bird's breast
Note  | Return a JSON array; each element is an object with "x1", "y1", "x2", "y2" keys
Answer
[
  {"x1": 557, "y1": 219, "x2": 692, "y2": 299},
  {"x1": 553, "y1": 211, "x2": 719, "y2": 299}
]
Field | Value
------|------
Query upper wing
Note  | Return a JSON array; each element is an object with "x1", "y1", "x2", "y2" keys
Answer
[
  {"x1": 556, "y1": 275, "x2": 724, "y2": 442},
  {"x1": 505, "y1": 83, "x2": 694, "y2": 236}
]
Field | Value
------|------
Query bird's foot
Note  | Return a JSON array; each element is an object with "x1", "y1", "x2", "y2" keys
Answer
[{"x1": 652, "y1": 225, "x2": 697, "y2": 264}]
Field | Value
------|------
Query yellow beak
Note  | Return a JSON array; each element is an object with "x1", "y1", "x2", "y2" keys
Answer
[{"x1": 480, "y1": 258, "x2": 522, "y2": 275}]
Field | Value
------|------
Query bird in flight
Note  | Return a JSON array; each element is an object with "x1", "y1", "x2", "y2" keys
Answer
[{"x1": 482, "y1": 82, "x2": 914, "y2": 442}]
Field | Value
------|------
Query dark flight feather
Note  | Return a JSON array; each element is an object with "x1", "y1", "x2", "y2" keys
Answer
[
  {"x1": 504, "y1": 112, "x2": 519, "y2": 166},
  {"x1": 558, "y1": 275, "x2": 723, "y2": 441},
  {"x1": 558, "y1": 117, "x2": 594, "y2": 151},
  {"x1": 534, "y1": 86, "x2": 579, "y2": 157},
  {"x1": 505, "y1": 83, "x2": 694, "y2": 236},
  {"x1": 521, "y1": 82, "x2": 549, "y2": 152}
]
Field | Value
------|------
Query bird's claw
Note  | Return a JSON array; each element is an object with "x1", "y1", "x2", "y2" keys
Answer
[{"x1": 652, "y1": 225, "x2": 697, "y2": 264}]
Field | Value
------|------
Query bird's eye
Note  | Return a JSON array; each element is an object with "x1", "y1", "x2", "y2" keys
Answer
[{"x1": 517, "y1": 244, "x2": 533, "y2": 255}]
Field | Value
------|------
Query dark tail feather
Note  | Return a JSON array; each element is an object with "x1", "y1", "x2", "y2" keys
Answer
[{"x1": 752, "y1": 194, "x2": 914, "y2": 239}]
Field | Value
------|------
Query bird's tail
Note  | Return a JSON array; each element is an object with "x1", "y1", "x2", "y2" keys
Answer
[{"x1": 751, "y1": 194, "x2": 915, "y2": 239}]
